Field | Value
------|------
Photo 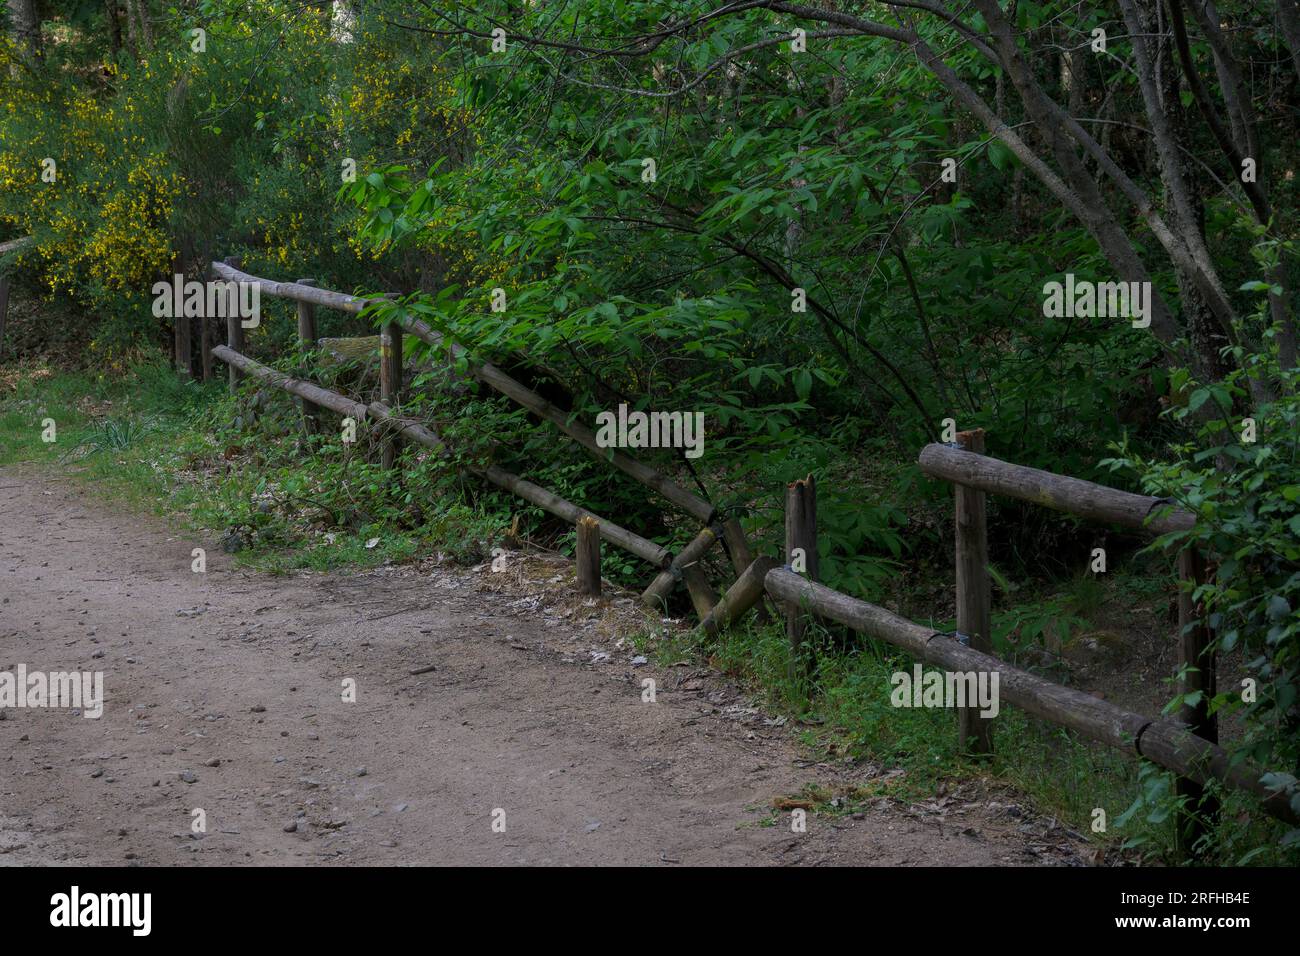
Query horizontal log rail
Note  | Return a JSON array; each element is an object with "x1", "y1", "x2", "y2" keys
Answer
[
  {"x1": 0, "y1": 236, "x2": 32, "y2": 255},
  {"x1": 917, "y1": 443, "x2": 1195, "y2": 535},
  {"x1": 763, "y1": 567, "x2": 1297, "y2": 827},
  {"x1": 214, "y1": 344, "x2": 366, "y2": 419},
  {"x1": 211, "y1": 260, "x2": 379, "y2": 315},
  {"x1": 478, "y1": 464, "x2": 670, "y2": 568},
  {"x1": 212, "y1": 345, "x2": 671, "y2": 569}
]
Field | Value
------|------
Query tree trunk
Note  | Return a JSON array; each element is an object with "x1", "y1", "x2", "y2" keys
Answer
[
  {"x1": 1150, "y1": 4, "x2": 1234, "y2": 391},
  {"x1": 136, "y1": 0, "x2": 152, "y2": 47},
  {"x1": 123, "y1": 0, "x2": 138, "y2": 51},
  {"x1": 8, "y1": 0, "x2": 42, "y2": 65}
]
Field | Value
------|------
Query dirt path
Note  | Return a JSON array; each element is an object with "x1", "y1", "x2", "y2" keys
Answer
[{"x1": 0, "y1": 467, "x2": 1081, "y2": 866}]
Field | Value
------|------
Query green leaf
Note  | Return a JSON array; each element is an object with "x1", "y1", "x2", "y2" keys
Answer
[
  {"x1": 794, "y1": 368, "x2": 812, "y2": 400},
  {"x1": 987, "y1": 140, "x2": 1015, "y2": 171}
]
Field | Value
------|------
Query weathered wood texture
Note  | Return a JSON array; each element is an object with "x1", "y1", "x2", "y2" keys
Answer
[
  {"x1": 295, "y1": 279, "x2": 323, "y2": 435},
  {"x1": 363, "y1": 400, "x2": 447, "y2": 453},
  {"x1": 174, "y1": 315, "x2": 191, "y2": 379},
  {"x1": 225, "y1": 314, "x2": 245, "y2": 392},
  {"x1": 720, "y1": 517, "x2": 771, "y2": 623},
  {"x1": 575, "y1": 515, "x2": 601, "y2": 597},
  {"x1": 212, "y1": 260, "x2": 380, "y2": 315},
  {"x1": 379, "y1": 319, "x2": 402, "y2": 468},
  {"x1": 765, "y1": 570, "x2": 935, "y2": 657},
  {"x1": 721, "y1": 518, "x2": 752, "y2": 570},
  {"x1": 762, "y1": 567, "x2": 1296, "y2": 826},
  {"x1": 214, "y1": 345, "x2": 367, "y2": 421},
  {"x1": 1140, "y1": 718, "x2": 1294, "y2": 824},
  {"x1": 954, "y1": 429, "x2": 993, "y2": 755},
  {"x1": 784, "y1": 475, "x2": 818, "y2": 668},
  {"x1": 479, "y1": 465, "x2": 670, "y2": 569},
  {"x1": 0, "y1": 236, "x2": 32, "y2": 255},
  {"x1": 222, "y1": 258, "x2": 245, "y2": 393},
  {"x1": 196, "y1": 260, "x2": 213, "y2": 382},
  {"x1": 700, "y1": 556, "x2": 779, "y2": 635},
  {"x1": 682, "y1": 563, "x2": 718, "y2": 619},
  {"x1": 641, "y1": 526, "x2": 719, "y2": 609},
  {"x1": 918, "y1": 443, "x2": 1195, "y2": 535}
]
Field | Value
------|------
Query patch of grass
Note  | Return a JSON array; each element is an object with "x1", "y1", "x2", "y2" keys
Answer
[
  {"x1": 60, "y1": 416, "x2": 157, "y2": 461},
  {"x1": 246, "y1": 526, "x2": 423, "y2": 575},
  {"x1": 0, "y1": 360, "x2": 507, "y2": 576},
  {"x1": 658, "y1": 611, "x2": 1181, "y2": 858}
]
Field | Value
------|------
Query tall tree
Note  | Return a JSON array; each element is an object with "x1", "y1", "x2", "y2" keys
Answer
[{"x1": 7, "y1": 0, "x2": 42, "y2": 66}]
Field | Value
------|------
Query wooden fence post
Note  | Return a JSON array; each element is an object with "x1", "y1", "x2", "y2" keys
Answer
[
  {"x1": 576, "y1": 515, "x2": 602, "y2": 597},
  {"x1": 955, "y1": 428, "x2": 994, "y2": 756},
  {"x1": 379, "y1": 317, "x2": 402, "y2": 468},
  {"x1": 200, "y1": 313, "x2": 212, "y2": 382},
  {"x1": 224, "y1": 257, "x2": 244, "y2": 394},
  {"x1": 1175, "y1": 544, "x2": 1218, "y2": 859},
  {"x1": 170, "y1": 252, "x2": 190, "y2": 378},
  {"x1": 175, "y1": 314, "x2": 192, "y2": 377},
  {"x1": 784, "y1": 474, "x2": 818, "y2": 677},
  {"x1": 197, "y1": 259, "x2": 211, "y2": 383},
  {"x1": 296, "y1": 279, "x2": 322, "y2": 435}
]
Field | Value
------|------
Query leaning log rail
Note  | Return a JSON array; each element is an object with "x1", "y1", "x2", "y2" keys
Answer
[
  {"x1": 209, "y1": 261, "x2": 715, "y2": 519},
  {"x1": 212, "y1": 344, "x2": 671, "y2": 570}
]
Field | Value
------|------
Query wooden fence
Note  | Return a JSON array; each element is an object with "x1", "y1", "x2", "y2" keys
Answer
[
  {"x1": 203, "y1": 257, "x2": 746, "y2": 602},
  {"x1": 184, "y1": 259, "x2": 1293, "y2": 854},
  {"x1": 916, "y1": 437, "x2": 1219, "y2": 854}
]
